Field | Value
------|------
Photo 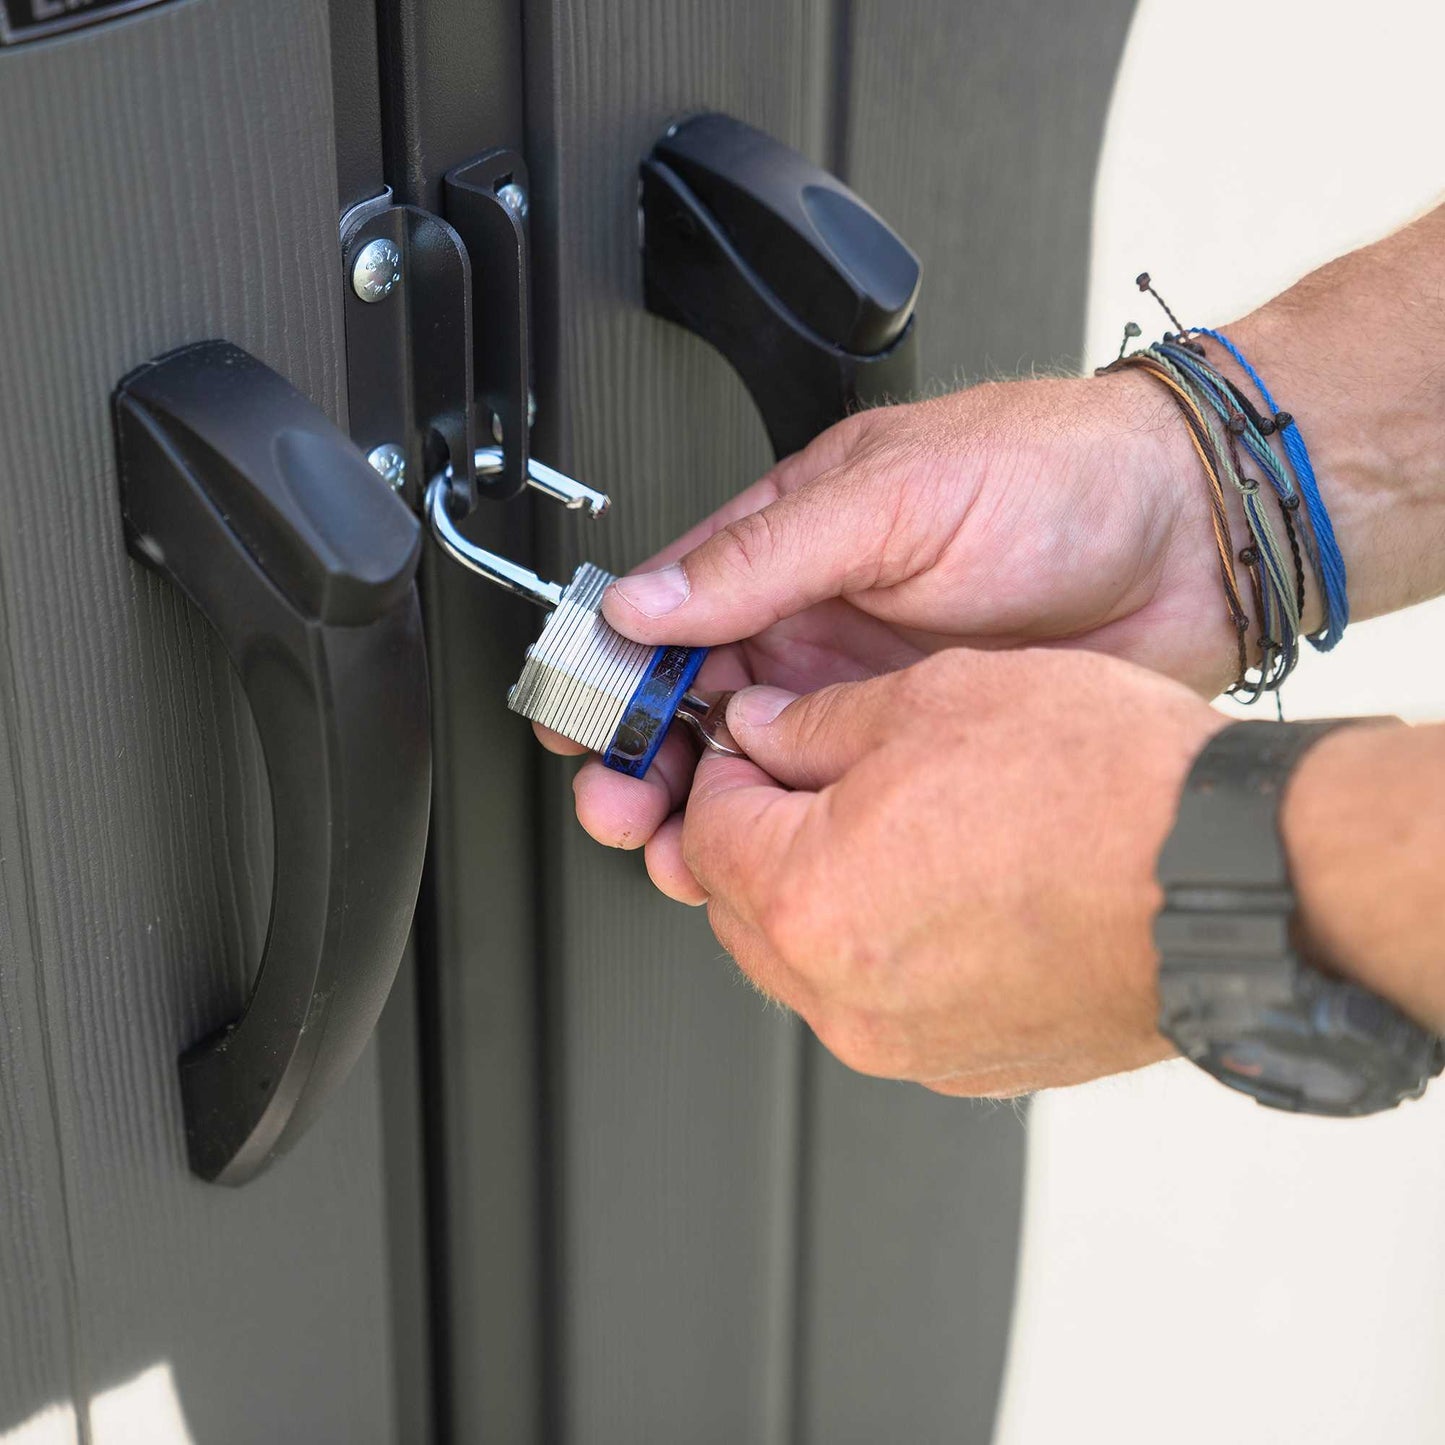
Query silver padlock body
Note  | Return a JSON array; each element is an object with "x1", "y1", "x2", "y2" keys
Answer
[
  {"x1": 508, "y1": 563, "x2": 652, "y2": 752},
  {"x1": 507, "y1": 563, "x2": 708, "y2": 775}
]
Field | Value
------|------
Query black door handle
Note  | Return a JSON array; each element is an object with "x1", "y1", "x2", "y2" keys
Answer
[
  {"x1": 641, "y1": 112, "x2": 922, "y2": 459},
  {"x1": 113, "y1": 341, "x2": 431, "y2": 1185}
]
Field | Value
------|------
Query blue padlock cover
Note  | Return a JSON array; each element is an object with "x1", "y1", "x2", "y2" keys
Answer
[{"x1": 602, "y1": 645, "x2": 708, "y2": 778}]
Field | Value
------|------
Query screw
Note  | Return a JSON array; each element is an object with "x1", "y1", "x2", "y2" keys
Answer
[
  {"x1": 497, "y1": 182, "x2": 528, "y2": 219},
  {"x1": 352, "y1": 238, "x2": 402, "y2": 302},
  {"x1": 366, "y1": 443, "x2": 407, "y2": 492}
]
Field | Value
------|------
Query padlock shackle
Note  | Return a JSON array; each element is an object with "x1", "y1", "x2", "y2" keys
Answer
[{"x1": 426, "y1": 474, "x2": 564, "y2": 608}]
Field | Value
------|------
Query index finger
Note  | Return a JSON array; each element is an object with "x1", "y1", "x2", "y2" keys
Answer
[{"x1": 680, "y1": 752, "x2": 813, "y2": 916}]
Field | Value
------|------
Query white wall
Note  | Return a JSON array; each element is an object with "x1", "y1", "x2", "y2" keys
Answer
[{"x1": 994, "y1": 4, "x2": 1445, "y2": 1442}]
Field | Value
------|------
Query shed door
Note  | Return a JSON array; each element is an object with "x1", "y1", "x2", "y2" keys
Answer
[{"x1": 0, "y1": 1, "x2": 426, "y2": 1440}]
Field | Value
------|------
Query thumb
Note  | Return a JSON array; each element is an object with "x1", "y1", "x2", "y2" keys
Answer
[
  {"x1": 725, "y1": 675, "x2": 897, "y2": 791},
  {"x1": 602, "y1": 472, "x2": 894, "y2": 646}
]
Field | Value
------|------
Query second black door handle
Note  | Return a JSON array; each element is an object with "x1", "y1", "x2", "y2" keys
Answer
[{"x1": 641, "y1": 112, "x2": 922, "y2": 459}]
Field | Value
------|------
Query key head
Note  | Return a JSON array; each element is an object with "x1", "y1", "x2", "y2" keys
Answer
[{"x1": 675, "y1": 690, "x2": 745, "y2": 758}]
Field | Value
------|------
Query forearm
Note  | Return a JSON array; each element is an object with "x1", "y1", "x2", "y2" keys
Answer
[
  {"x1": 1216, "y1": 203, "x2": 1445, "y2": 628},
  {"x1": 1285, "y1": 721, "x2": 1445, "y2": 1033}
]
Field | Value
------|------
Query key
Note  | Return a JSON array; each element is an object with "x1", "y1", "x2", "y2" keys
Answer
[
  {"x1": 674, "y1": 689, "x2": 744, "y2": 758},
  {"x1": 427, "y1": 476, "x2": 744, "y2": 776}
]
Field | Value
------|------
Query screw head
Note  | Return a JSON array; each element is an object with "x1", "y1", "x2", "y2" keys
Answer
[
  {"x1": 366, "y1": 443, "x2": 407, "y2": 492},
  {"x1": 352, "y1": 238, "x2": 402, "y2": 302},
  {"x1": 497, "y1": 182, "x2": 528, "y2": 219}
]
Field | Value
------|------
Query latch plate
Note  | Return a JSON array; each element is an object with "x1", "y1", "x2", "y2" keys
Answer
[{"x1": 340, "y1": 200, "x2": 477, "y2": 514}]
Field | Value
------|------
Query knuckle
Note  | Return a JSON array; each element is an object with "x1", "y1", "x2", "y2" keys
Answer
[
  {"x1": 808, "y1": 406, "x2": 880, "y2": 466},
  {"x1": 761, "y1": 895, "x2": 845, "y2": 995},
  {"x1": 830, "y1": 408, "x2": 884, "y2": 455},
  {"x1": 815, "y1": 1007, "x2": 912, "y2": 1079},
  {"x1": 761, "y1": 881, "x2": 866, "y2": 999},
  {"x1": 898, "y1": 648, "x2": 979, "y2": 711},
  {"x1": 679, "y1": 809, "x2": 717, "y2": 887},
  {"x1": 792, "y1": 681, "x2": 850, "y2": 750},
  {"x1": 705, "y1": 896, "x2": 745, "y2": 956},
  {"x1": 713, "y1": 507, "x2": 781, "y2": 582},
  {"x1": 911, "y1": 647, "x2": 966, "y2": 688},
  {"x1": 893, "y1": 656, "x2": 948, "y2": 712},
  {"x1": 755, "y1": 882, "x2": 812, "y2": 966}
]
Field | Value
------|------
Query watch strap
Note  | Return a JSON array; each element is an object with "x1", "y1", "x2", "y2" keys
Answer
[{"x1": 1156, "y1": 719, "x2": 1354, "y2": 894}]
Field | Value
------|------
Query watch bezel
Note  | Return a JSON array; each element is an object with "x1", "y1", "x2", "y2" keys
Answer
[{"x1": 1159, "y1": 949, "x2": 1445, "y2": 1116}]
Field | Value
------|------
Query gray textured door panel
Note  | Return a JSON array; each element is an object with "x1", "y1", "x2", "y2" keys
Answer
[{"x1": 0, "y1": 2, "x2": 402, "y2": 1439}]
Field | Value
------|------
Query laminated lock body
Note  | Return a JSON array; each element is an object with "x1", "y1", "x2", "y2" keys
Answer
[{"x1": 505, "y1": 562, "x2": 706, "y2": 778}]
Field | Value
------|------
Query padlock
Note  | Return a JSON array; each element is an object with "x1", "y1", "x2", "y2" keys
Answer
[{"x1": 427, "y1": 467, "x2": 741, "y2": 776}]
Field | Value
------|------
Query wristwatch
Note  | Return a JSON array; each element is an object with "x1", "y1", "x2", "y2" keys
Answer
[{"x1": 1154, "y1": 719, "x2": 1445, "y2": 1117}]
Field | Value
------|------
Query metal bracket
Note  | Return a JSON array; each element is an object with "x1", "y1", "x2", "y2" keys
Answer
[
  {"x1": 340, "y1": 199, "x2": 477, "y2": 515},
  {"x1": 337, "y1": 159, "x2": 609, "y2": 529}
]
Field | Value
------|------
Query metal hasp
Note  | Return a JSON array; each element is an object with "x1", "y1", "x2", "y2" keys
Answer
[
  {"x1": 113, "y1": 342, "x2": 432, "y2": 1185},
  {"x1": 338, "y1": 173, "x2": 607, "y2": 520},
  {"x1": 340, "y1": 198, "x2": 478, "y2": 515},
  {"x1": 640, "y1": 112, "x2": 922, "y2": 459}
]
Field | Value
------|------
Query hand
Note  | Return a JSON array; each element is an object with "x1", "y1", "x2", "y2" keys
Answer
[
  {"x1": 655, "y1": 647, "x2": 1226, "y2": 1096},
  {"x1": 546, "y1": 370, "x2": 1236, "y2": 857}
]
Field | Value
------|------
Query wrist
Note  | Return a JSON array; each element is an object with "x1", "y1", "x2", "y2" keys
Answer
[
  {"x1": 1283, "y1": 720, "x2": 1445, "y2": 1033},
  {"x1": 1213, "y1": 226, "x2": 1445, "y2": 625}
]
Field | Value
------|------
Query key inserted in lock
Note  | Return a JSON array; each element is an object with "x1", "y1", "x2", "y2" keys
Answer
[{"x1": 426, "y1": 477, "x2": 741, "y2": 774}]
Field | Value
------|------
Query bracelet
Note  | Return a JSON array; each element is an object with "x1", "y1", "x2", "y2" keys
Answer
[
  {"x1": 1154, "y1": 340, "x2": 1309, "y2": 616},
  {"x1": 1098, "y1": 350, "x2": 1253, "y2": 687},
  {"x1": 1149, "y1": 344, "x2": 1302, "y2": 696},
  {"x1": 1198, "y1": 329, "x2": 1350, "y2": 651},
  {"x1": 1098, "y1": 344, "x2": 1299, "y2": 698},
  {"x1": 1098, "y1": 275, "x2": 1352, "y2": 699},
  {"x1": 1155, "y1": 339, "x2": 1310, "y2": 688}
]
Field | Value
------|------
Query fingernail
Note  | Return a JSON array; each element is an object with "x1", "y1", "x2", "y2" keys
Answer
[
  {"x1": 611, "y1": 564, "x2": 689, "y2": 618},
  {"x1": 730, "y1": 685, "x2": 797, "y2": 728}
]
